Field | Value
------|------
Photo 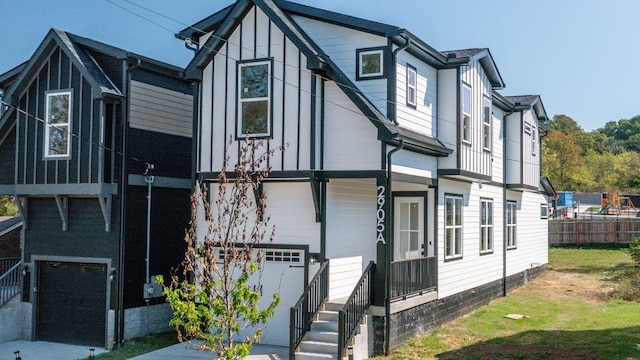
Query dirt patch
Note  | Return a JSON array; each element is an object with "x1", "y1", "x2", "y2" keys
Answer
[
  {"x1": 438, "y1": 343, "x2": 599, "y2": 360},
  {"x1": 512, "y1": 270, "x2": 614, "y2": 303}
]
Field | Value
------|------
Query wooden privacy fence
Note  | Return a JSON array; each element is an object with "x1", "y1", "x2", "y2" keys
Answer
[{"x1": 549, "y1": 219, "x2": 640, "y2": 245}]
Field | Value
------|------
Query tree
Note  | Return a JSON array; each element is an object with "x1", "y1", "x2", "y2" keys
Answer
[
  {"x1": 542, "y1": 130, "x2": 583, "y2": 190},
  {"x1": 549, "y1": 114, "x2": 582, "y2": 135},
  {"x1": 159, "y1": 138, "x2": 283, "y2": 359},
  {"x1": 0, "y1": 196, "x2": 18, "y2": 216}
]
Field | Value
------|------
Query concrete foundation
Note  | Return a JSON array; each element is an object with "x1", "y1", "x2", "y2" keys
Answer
[{"x1": 123, "y1": 303, "x2": 173, "y2": 340}]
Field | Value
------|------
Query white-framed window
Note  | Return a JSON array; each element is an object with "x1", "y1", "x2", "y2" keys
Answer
[
  {"x1": 44, "y1": 90, "x2": 72, "y2": 158},
  {"x1": 238, "y1": 60, "x2": 271, "y2": 137},
  {"x1": 506, "y1": 201, "x2": 517, "y2": 249},
  {"x1": 356, "y1": 48, "x2": 384, "y2": 80},
  {"x1": 532, "y1": 124, "x2": 537, "y2": 156},
  {"x1": 394, "y1": 196, "x2": 424, "y2": 260},
  {"x1": 540, "y1": 204, "x2": 549, "y2": 219},
  {"x1": 462, "y1": 84, "x2": 471, "y2": 144},
  {"x1": 483, "y1": 97, "x2": 491, "y2": 151},
  {"x1": 406, "y1": 65, "x2": 417, "y2": 107},
  {"x1": 524, "y1": 122, "x2": 532, "y2": 134},
  {"x1": 480, "y1": 199, "x2": 493, "y2": 254},
  {"x1": 445, "y1": 195, "x2": 463, "y2": 259}
]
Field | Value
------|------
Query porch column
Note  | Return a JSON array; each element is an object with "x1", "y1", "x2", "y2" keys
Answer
[{"x1": 374, "y1": 175, "x2": 391, "y2": 306}]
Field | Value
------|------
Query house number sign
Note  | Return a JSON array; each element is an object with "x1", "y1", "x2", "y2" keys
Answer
[{"x1": 376, "y1": 185, "x2": 386, "y2": 244}]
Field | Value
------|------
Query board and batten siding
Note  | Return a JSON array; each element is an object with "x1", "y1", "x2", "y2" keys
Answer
[
  {"x1": 458, "y1": 63, "x2": 492, "y2": 177},
  {"x1": 436, "y1": 68, "x2": 457, "y2": 170},
  {"x1": 129, "y1": 80, "x2": 193, "y2": 138},
  {"x1": 437, "y1": 179, "x2": 504, "y2": 298},
  {"x1": 491, "y1": 106, "x2": 505, "y2": 183},
  {"x1": 521, "y1": 109, "x2": 540, "y2": 188},
  {"x1": 505, "y1": 111, "x2": 521, "y2": 185},
  {"x1": 291, "y1": 15, "x2": 388, "y2": 115},
  {"x1": 13, "y1": 47, "x2": 105, "y2": 186},
  {"x1": 325, "y1": 179, "x2": 377, "y2": 267},
  {"x1": 198, "y1": 5, "x2": 315, "y2": 173},
  {"x1": 395, "y1": 51, "x2": 437, "y2": 136},
  {"x1": 505, "y1": 190, "x2": 548, "y2": 276}
]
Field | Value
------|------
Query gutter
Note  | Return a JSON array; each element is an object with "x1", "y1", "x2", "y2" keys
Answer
[
  {"x1": 502, "y1": 107, "x2": 514, "y2": 297},
  {"x1": 384, "y1": 139, "x2": 404, "y2": 355},
  {"x1": 390, "y1": 38, "x2": 410, "y2": 125}
]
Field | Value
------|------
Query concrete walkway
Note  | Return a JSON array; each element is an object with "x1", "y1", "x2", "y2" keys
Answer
[{"x1": 0, "y1": 340, "x2": 287, "y2": 359}]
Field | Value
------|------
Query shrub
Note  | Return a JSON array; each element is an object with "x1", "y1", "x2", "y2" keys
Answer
[{"x1": 628, "y1": 237, "x2": 640, "y2": 265}]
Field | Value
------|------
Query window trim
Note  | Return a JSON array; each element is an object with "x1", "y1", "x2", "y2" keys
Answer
[
  {"x1": 532, "y1": 124, "x2": 537, "y2": 156},
  {"x1": 406, "y1": 64, "x2": 417, "y2": 108},
  {"x1": 393, "y1": 193, "x2": 427, "y2": 261},
  {"x1": 540, "y1": 203, "x2": 549, "y2": 219},
  {"x1": 462, "y1": 84, "x2": 471, "y2": 144},
  {"x1": 356, "y1": 47, "x2": 386, "y2": 81},
  {"x1": 483, "y1": 96, "x2": 492, "y2": 152},
  {"x1": 44, "y1": 89, "x2": 73, "y2": 159},
  {"x1": 506, "y1": 201, "x2": 517, "y2": 250},
  {"x1": 524, "y1": 122, "x2": 532, "y2": 135},
  {"x1": 236, "y1": 58, "x2": 273, "y2": 139},
  {"x1": 480, "y1": 198, "x2": 494, "y2": 255},
  {"x1": 444, "y1": 194, "x2": 463, "y2": 260}
]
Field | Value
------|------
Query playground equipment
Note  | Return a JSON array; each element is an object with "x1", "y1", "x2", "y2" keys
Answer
[{"x1": 600, "y1": 191, "x2": 636, "y2": 214}]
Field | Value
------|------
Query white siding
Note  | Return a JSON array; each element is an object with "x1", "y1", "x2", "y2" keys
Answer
[
  {"x1": 329, "y1": 256, "x2": 363, "y2": 301},
  {"x1": 506, "y1": 190, "x2": 549, "y2": 276},
  {"x1": 522, "y1": 109, "x2": 540, "y2": 187},
  {"x1": 459, "y1": 63, "x2": 492, "y2": 176},
  {"x1": 198, "y1": 5, "x2": 315, "y2": 173},
  {"x1": 391, "y1": 148, "x2": 437, "y2": 180},
  {"x1": 437, "y1": 179, "x2": 504, "y2": 298},
  {"x1": 326, "y1": 179, "x2": 377, "y2": 266},
  {"x1": 129, "y1": 81, "x2": 193, "y2": 138},
  {"x1": 292, "y1": 15, "x2": 388, "y2": 114},
  {"x1": 491, "y1": 106, "x2": 505, "y2": 183},
  {"x1": 437, "y1": 69, "x2": 457, "y2": 169},
  {"x1": 323, "y1": 81, "x2": 381, "y2": 170},
  {"x1": 395, "y1": 51, "x2": 437, "y2": 136}
]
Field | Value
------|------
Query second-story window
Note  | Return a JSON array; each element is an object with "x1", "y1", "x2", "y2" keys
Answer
[
  {"x1": 356, "y1": 47, "x2": 385, "y2": 80},
  {"x1": 238, "y1": 60, "x2": 271, "y2": 138},
  {"x1": 462, "y1": 84, "x2": 471, "y2": 144},
  {"x1": 406, "y1": 65, "x2": 417, "y2": 107},
  {"x1": 44, "y1": 90, "x2": 72, "y2": 158},
  {"x1": 483, "y1": 97, "x2": 491, "y2": 151}
]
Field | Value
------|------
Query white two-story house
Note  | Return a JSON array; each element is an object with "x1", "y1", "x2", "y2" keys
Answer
[{"x1": 178, "y1": 0, "x2": 555, "y2": 358}]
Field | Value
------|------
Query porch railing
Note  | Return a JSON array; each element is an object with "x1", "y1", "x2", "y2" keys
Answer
[
  {"x1": 0, "y1": 257, "x2": 20, "y2": 276},
  {"x1": 290, "y1": 261, "x2": 329, "y2": 359},
  {"x1": 338, "y1": 261, "x2": 374, "y2": 360},
  {"x1": 0, "y1": 258, "x2": 22, "y2": 308},
  {"x1": 390, "y1": 257, "x2": 437, "y2": 300}
]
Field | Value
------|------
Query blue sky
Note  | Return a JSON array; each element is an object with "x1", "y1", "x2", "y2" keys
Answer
[{"x1": 1, "y1": 0, "x2": 639, "y2": 131}]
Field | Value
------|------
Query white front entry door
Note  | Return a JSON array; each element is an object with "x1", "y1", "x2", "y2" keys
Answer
[{"x1": 394, "y1": 197, "x2": 424, "y2": 260}]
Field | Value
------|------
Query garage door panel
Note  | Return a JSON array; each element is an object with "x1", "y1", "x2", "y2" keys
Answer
[{"x1": 36, "y1": 261, "x2": 107, "y2": 347}]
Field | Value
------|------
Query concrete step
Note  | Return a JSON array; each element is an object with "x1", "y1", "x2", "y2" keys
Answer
[
  {"x1": 299, "y1": 339, "x2": 338, "y2": 354},
  {"x1": 295, "y1": 351, "x2": 338, "y2": 360},
  {"x1": 306, "y1": 329, "x2": 338, "y2": 343},
  {"x1": 318, "y1": 310, "x2": 338, "y2": 321},
  {"x1": 310, "y1": 319, "x2": 338, "y2": 332},
  {"x1": 324, "y1": 302, "x2": 345, "y2": 312}
]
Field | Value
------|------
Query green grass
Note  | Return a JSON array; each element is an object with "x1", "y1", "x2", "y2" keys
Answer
[
  {"x1": 384, "y1": 247, "x2": 640, "y2": 360},
  {"x1": 93, "y1": 331, "x2": 179, "y2": 359}
]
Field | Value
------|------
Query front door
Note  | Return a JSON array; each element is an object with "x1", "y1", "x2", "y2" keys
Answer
[{"x1": 394, "y1": 196, "x2": 424, "y2": 260}]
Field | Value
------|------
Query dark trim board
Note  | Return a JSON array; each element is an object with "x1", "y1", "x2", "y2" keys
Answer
[
  {"x1": 506, "y1": 183, "x2": 539, "y2": 192},
  {"x1": 391, "y1": 173, "x2": 435, "y2": 186},
  {"x1": 198, "y1": 169, "x2": 387, "y2": 181},
  {"x1": 437, "y1": 169, "x2": 492, "y2": 183}
]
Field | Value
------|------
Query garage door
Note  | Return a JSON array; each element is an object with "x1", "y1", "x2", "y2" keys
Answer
[
  {"x1": 36, "y1": 261, "x2": 107, "y2": 347},
  {"x1": 226, "y1": 248, "x2": 305, "y2": 346}
]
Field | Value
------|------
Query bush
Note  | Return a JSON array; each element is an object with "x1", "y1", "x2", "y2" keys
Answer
[{"x1": 628, "y1": 237, "x2": 640, "y2": 265}]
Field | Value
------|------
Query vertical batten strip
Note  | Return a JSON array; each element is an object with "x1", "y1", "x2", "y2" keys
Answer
[{"x1": 33, "y1": 76, "x2": 39, "y2": 184}]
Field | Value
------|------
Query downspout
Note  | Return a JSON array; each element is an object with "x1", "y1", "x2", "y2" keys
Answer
[
  {"x1": 117, "y1": 57, "x2": 141, "y2": 347},
  {"x1": 390, "y1": 38, "x2": 410, "y2": 125},
  {"x1": 502, "y1": 108, "x2": 514, "y2": 297},
  {"x1": 384, "y1": 138, "x2": 404, "y2": 355}
]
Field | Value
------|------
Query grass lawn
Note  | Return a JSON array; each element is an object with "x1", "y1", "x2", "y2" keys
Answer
[
  {"x1": 383, "y1": 246, "x2": 640, "y2": 360},
  {"x1": 93, "y1": 331, "x2": 179, "y2": 359}
]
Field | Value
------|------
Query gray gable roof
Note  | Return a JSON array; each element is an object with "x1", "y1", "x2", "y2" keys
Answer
[
  {"x1": 442, "y1": 48, "x2": 505, "y2": 89},
  {"x1": 504, "y1": 95, "x2": 548, "y2": 121},
  {"x1": 0, "y1": 216, "x2": 22, "y2": 236}
]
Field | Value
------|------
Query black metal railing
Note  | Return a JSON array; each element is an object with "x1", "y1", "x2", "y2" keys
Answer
[
  {"x1": 0, "y1": 259, "x2": 22, "y2": 307},
  {"x1": 390, "y1": 257, "x2": 437, "y2": 300},
  {"x1": 338, "y1": 261, "x2": 374, "y2": 359},
  {"x1": 289, "y1": 261, "x2": 329, "y2": 359}
]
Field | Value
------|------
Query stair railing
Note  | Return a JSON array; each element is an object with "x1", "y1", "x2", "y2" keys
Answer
[
  {"x1": 338, "y1": 261, "x2": 375, "y2": 359},
  {"x1": 290, "y1": 260, "x2": 329, "y2": 359},
  {"x1": 0, "y1": 259, "x2": 22, "y2": 308}
]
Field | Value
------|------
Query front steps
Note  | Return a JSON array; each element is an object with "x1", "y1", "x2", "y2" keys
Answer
[{"x1": 294, "y1": 302, "x2": 343, "y2": 360}]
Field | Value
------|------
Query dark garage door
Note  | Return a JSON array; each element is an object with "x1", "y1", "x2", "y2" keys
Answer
[{"x1": 37, "y1": 261, "x2": 107, "y2": 347}]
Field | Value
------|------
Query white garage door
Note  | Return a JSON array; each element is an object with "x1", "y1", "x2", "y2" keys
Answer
[{"x1": 236, "y1": 248, "x2": 305, "y2": 346}]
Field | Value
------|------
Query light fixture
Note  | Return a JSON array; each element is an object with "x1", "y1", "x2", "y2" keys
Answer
[
  {"x1": 21, "y1": 265, "x2": 29, "y2": 276},
  {"x1": 89, "y1": 348, "x2": 95, "y2": 360},
  {"x1": 308, "y1": 254, "x2": 319, "y2": 265},
  {"x1": 14, "y1": 351, "x2": 21, "y2": 360}
]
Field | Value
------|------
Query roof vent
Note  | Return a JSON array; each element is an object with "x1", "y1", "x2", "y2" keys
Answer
[{"x1": 447, "y1": 53, "x2": 457, "y2": 59}]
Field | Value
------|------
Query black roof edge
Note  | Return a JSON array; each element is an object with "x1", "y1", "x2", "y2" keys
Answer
[
  {"x1": 492, "y1": 91, "x2": 514, "y2": 112},
  {"x1": 0, "y1": 61, "x2": 28, "y2": 88},
  {"x1": 541, "y1": 176, "x2": 557, "y2": 198},
  {"x1": 176, "y1": 4, "x2": 235, "y2": 42}
]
